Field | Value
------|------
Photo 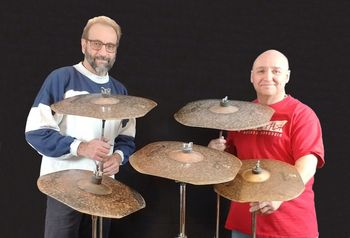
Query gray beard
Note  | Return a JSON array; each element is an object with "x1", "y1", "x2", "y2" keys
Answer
[
  {"x1": 94, "y1": 64, "x2": 109, "y2": 76},
  {"x1": 85, "y1": 54, "x2": 115, "y2": 76}
]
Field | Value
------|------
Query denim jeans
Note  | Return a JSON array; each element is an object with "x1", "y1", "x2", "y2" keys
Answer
[{"x1": 231, "y1": 230, "x2": 251, "y2": 238}]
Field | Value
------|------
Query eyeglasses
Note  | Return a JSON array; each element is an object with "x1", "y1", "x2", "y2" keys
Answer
[{"x1": 85, "y1": 39, "x2": 117, "y2": 53}]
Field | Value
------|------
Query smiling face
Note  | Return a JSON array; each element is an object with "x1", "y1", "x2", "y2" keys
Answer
[
  {"x1": 81, "y1": 23, "x2": 118, "y2": 76},
  {"x1": 250, "y1": 50, "x2": 290, "y2": 105}
]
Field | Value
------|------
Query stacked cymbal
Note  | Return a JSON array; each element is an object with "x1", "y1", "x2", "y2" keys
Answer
[
  {"x1": 51, "y1": 93, "x2": 157, "y2": 120},
  {"x1": 174, "y1": 98, "x2": 274, "y2": 130},
  {"x1": 37, "y1": 169, "x2": 145, "y2": 218},
  {"x1": 214, "y1": 159, "x2": 304, "y2": 203},
  {"x1": 130, "y1": 141, "x2": 241, "y2": 185}
]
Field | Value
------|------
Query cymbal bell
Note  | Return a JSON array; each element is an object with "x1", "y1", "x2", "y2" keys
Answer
[
  {"x1": 37, "y1": 169, "x2": 145, "y2": 218},
  {"x1": 51, "y1": 93, "x2": 157, "y2": 120},
  {"x1": 77, "y1": 179, "x2": 112, "y2": 195},
  {"x1": 174, "y1": 98, "x2": 274, "y2": 130},
  {"x1": 214, "y1": 159, "x2": 304, "y2": 202},
  {"x1": 129, "y1": 141, "x2": 242, "y2": 185}
]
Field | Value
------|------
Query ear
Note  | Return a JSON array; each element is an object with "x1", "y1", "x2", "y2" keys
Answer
[
  {"x1": 250, "y1": 71, "x2": 253, "y2": 83},
  {"x1": 285, "y1": 70, "x2": 291, "y2": 83},
  {"x1": 81, "y1": 38, "x2": 86, "y2": 54}
]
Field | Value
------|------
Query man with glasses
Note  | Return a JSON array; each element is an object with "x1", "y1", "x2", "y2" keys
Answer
[
  {"x1": 209, "y1": 50, "x2": 324, "y2": 238},
  {"x1": 25, "y1": 16, "x2": 135, "y2": 238}
]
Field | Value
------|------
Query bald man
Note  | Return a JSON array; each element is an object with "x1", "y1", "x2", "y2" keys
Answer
[{"x1": 209, "y1": 50, "x2": 324, "y2": 238}]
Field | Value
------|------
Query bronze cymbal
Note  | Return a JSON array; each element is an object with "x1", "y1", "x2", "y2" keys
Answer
[
  {"x1": 129, "y1": 141, "x2": 242, "y2": 185},
  {"x1": 37, "y1": 169, "x2": 145, "y2": 218},
  {"x1": 174, "y1": 99, "x2": 274, "y2": 130},
  {"x1": 214, "y1": 159, "x2": 304, "y2": 202},
  {"x1": 51, "y1": 93, "x2": 157, "y2": 120}
]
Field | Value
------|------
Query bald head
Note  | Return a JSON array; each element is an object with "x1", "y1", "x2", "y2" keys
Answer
[
  {"x1": 252, "y1": 49, "x2": 289, "y2": 71},
  {"x1": 250, "y1": 50, "x2": 291, "y2": 105}
]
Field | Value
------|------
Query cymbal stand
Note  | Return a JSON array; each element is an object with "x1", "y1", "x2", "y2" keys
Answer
[
  {"x1": 214, "y1": 193, "x2": 220, "y2": 238},
  {"x1": 175, "y1": 142, "x2": 194, "y2": 238},
  {"x1": 175, "y1": 182, "x2": 187, "y2": 238},
  {"x1": 90, "y1": 118, "x2": 107, "y2": 238},
  {"x1": 250, "y1": 161, "x2": 262, "y2": 238},
  {"x1": 218, "y1": 97, "x2": 230, "y2": 139},
  {"x1": 251, "y1": 212, "x2": 257, "y2": 238},
  {"x1": 218, "y1": 96, "x2": 228, "y2": 136},
  {"x1": 91, "y1": 88, "x2": 114, "y2": 238},
  {"x1": 215, "y1": 129, "x2": 224, "y2": 238},
  {"x1": 91, "y1": 215, "x2": 101, "y2": 238}
]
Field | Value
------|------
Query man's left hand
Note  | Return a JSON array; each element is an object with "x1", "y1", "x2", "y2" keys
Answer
[
  {"x1": 102, "y1": 153, "x2": 122, "y2": 176},
  {"x1": 249, "y1": 201, "x2": 283, "y2": 215}
]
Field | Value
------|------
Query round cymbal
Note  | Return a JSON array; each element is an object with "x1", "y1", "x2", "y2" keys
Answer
[
  {"x1": 51, "y1": 93, "x2": 157, "y2": 120},
  {"x1": 37, "y1": 169, "x2": 145, "y2": 218},
  {"x1": 174, "y1": 99, "x2": 274, "y2": 130},
  {"x1": 129, "y1": 141, "x2": 242, "y2": 185},
  {"x1": 214, "y1": 159, "x2": 304, "y2": 202}
]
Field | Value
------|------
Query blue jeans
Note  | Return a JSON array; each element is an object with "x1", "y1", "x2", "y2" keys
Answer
[
  {"x1": 231, "y1": 230, "x2": 319, "y2": 238},
  {"x1": 231, "y1": 230, "x2": 250, "y2": 238}
]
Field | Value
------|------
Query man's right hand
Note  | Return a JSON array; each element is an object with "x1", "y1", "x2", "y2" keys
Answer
[
  {"x1": 208, "y1": 137, "x2": 227, "y2": 151},
  {"x1": 77, "y1": 139, "x2": 111, "y2": 162}
]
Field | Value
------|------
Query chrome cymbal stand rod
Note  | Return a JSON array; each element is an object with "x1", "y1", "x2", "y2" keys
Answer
[
  {"x1": 91, "y1": 119, "x2": 107, "y2": 238},
  {"x1": 252, "y1": 211, "x2": 257, "y2": 238},
  {"x1": 101, "y1": 119, "x2": 106, "y2": 138},
  {"x1": 97, "y1": 120, "x2": 106, "y2": 238},
  {"x1": 92, "y1": 215, "x2": 97, "y2": 238},
  {"x1": 219, "y1": 130, "x2": 223, "y2": 139},
  {"x1": 99, "y1": 217, "x2": 103, "y2": 238},
  {"x1": 98, "y1": 119, "x2": 106, "y2": 177},
  {"x1": 92, "y1": 119, "x2": 106, "y2": 184},
  {"x1": 91, "y1": 215, "x2": 104, "y2": 238},
  {"x1": 214, "y1": 129, "x2": 224, "y2": 238},
  {"x1": 214, "y1": 193, "x2": 220, "y2": 238},
  {"x1": 98, "y1": 85, "x2": 110, "y2": 179},
  {"x1": 251, "y1": 161, "x2": 262, "y2": 238},
  {"x1": 175, "y1": 182, "x2": 187, "y2": 238}
]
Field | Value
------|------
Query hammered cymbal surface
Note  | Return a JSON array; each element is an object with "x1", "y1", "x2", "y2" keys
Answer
[
  {"x1": 51, "y1": 93, "x2": 157, "y2": 119},
  {"x1": 214, "y1": 159, "x2": 304, "y2": 202},
  {"x1": 174, "y1": 99, "x2": 274, "y2": 130},
  {"x1": 37, "y1": 170, "x2": 145, "y2": 218},
  {"x1": 129, "y1": 141, "x2": 242, "y2": 185}
]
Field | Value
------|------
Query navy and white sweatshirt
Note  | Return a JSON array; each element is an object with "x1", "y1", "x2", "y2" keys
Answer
[{"x1": 25, "y1": 63, "x2": 136, "y2": 176}]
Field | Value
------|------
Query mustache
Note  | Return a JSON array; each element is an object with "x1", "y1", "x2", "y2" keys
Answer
[{"x1": 95, "y1": 56, "x2": 110, "y2": 62}]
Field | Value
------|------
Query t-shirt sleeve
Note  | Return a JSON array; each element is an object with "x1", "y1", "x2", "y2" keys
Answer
[{"x1": 291, "y1": 106, "x2": 325, "y2": 168}]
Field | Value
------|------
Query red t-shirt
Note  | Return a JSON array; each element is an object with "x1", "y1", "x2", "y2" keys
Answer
[{"x1": 225, "y1": 95, "x2": 325, "y2": 238}]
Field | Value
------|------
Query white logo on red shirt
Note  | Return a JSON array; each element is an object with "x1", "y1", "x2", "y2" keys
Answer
[{"x1": 242, "y1": 120, "x2": 288, "y2": 137}]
